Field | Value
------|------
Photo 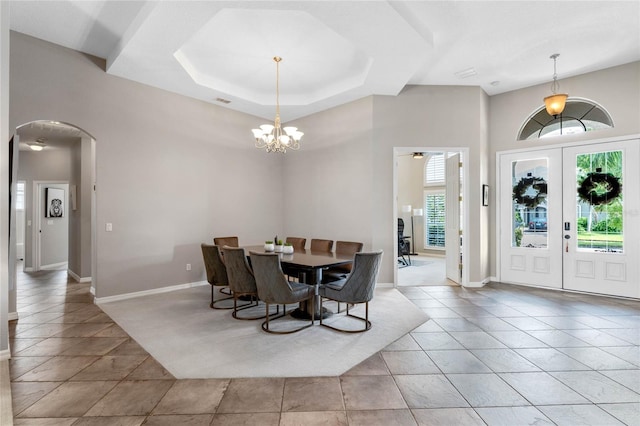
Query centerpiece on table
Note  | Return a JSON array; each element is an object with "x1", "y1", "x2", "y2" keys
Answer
[{"x1": 283, "y1": 242, "x2": 294, "y2": 254}]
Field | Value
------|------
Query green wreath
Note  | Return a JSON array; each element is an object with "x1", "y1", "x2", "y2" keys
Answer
[
  {"x1": 577, "y1": 172, "x2": 621, "y2": 206},
  {"x1": 512, "y1": 176, "x2": 548, "y2": 208}
]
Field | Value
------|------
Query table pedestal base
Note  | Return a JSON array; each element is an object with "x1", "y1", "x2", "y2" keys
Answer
[{"x1": 290, "y1": 306, "x2": 332, "y2": 320}]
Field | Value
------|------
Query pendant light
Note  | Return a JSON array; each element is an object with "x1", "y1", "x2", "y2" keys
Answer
[{"x1": 543, "y1": 53, "x2": 568, "y2": 117}]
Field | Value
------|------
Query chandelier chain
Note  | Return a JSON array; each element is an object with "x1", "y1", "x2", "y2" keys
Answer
[{"x1": 251, "y1": 56, "x2": 303, "y2": 153}]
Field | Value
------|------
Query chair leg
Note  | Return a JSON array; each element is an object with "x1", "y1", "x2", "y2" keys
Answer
[
  {"x1": 261, "y1": 302, "x2": 314, "y2": 334},
  {"x1": 232, "y1": 293, "x2": 271, "y2": 320},
  {"x1": 210, "y1": 285, "x2": 234, "y2": 309},
  {"x1": 320, "y1": 300, "x2": 371, "y2": 333}
]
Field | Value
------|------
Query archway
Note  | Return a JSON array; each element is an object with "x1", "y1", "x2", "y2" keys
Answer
[{"x1": 8, "y1": 120, "x2": 97, "y2": 319}]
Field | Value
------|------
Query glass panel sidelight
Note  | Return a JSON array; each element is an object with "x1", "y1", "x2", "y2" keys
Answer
[
  {"x1": 511, "y1": 158, "x2": 549, "y2": 248},
  {"x1": 575, "y1": 150, "x2": 623, "y2": 253}
]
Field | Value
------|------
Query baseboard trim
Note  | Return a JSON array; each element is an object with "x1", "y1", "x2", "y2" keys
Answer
[
  {"x1": 8, "y1": 312, "x2": 18, "y2": 321},
  {"x1": 24, "y1": 267, "x2": 33, "y2": 272},
  {"x1": 90, "y1": 286, "x2": 96, "y2": 296},
  {"x1": 41, "y1": 261, "x2": 68, "y2": 271},
  {"x1": 377, "y1": 282, "x2": 394, "y2": 288},
  {"x1": 463, "y1": 277, "x2": 491, "y2": 288},
  {"x1": 67, "y1": 269, "x2": 91, "y2": 283},
  {"x1": 95, "y1": 281, "x2": 208, "y2": 305}
]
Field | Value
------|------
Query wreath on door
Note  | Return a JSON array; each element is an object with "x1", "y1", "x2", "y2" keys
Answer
[
  {"x1": 512, "y1": 176, "x2": 548, "y2": 208},
  {"x1": 577, "y1": 172, "x2": 621, "y2": 206}
]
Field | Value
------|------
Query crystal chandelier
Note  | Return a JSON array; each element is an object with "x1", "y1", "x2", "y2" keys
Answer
[
  {"x1": 543, "y1": 53, "x2": 568, "y2": 117},
  {"x1": 252, "y1": 57, "x2": 303, "y2": 153}
]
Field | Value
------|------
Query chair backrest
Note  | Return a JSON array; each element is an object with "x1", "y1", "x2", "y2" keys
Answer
[
  {"x1": 222, "y1": 246, "x2": 256, "y2": 294},
  {"x1": 310, "y1": 238, "x2": 333, "y2": 252},
  {"x1": 285, "y1": 237, "x2": 306, "y2": 251},
  {"x1": 340, "y1": 251, "x2": 383, "y2": 303},
  {"x1": 249, "y1": 252, "x2": 294, "y2": 304},
  {"x1": 201, "y1": 243, "x2": 228, "y2": 286},
  {"x1": 214, "y1": 236, "x2": 239, "y2": 247},
  {"x1": 334, "y1": 241, "x2": 364, "y2": 273},
  {"x1": 397, "y1": 218, "x2": 405, "y2": 238}
]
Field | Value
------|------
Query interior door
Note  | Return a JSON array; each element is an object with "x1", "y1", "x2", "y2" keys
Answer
[
  {"x1": 499, "y1": 149, "x2": 563, "y2": 288},
  {"x1": 445, "y1": 153, "x2": 461, "y2": 283},
  {"x1": 562, "y1": 140, "x2": 640, "y2": 298}
]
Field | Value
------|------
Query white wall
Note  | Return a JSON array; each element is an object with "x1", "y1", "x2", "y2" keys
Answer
[{"x1": 488, "y1": 61, "x2": 640, "y2": 277}]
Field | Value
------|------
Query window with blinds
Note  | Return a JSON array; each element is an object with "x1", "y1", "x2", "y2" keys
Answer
[
  {"x1": 425, "y1": 192, "x2": 445, "y2": 247},
  {"x1": 16, "y1": 182, "x2": 25, "y2": 210},
  {"x1": 425, "y1": 153, "x2": 445, "y2": 185}
]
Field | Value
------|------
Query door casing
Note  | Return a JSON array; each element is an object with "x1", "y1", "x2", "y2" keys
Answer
[{"x1": 496, "y1": 133, "x2": 640, "y2": 298}]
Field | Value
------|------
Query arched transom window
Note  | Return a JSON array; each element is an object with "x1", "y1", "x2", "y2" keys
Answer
[{"x1": 518, "y1": 98, "x2": 613, "y2": 140}]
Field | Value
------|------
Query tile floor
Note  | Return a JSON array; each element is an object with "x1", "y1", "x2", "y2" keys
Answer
[{"x1": 8, "y1": 266, "x2": 640, "y2": 425}]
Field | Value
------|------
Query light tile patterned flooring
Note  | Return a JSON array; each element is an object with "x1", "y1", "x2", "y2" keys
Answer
[{"x1": 9, "y1": 266, "x2": 640, "y2": 425}]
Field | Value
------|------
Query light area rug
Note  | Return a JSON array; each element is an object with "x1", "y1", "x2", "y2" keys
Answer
[{"x1": 100, "y1": 285, "x2": 428, "y2": 379}]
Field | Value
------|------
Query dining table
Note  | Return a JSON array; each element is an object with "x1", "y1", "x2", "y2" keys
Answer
[{"x1": 243, "y1": 245, "x2": 354, "y2": 319}]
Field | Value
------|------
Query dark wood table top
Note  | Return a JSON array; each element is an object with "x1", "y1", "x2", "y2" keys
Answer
[{"x1": 242, "y1": 245, "x2": 353, "y2": 269}]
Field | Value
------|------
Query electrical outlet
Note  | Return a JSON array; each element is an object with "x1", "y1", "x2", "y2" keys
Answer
[
  {"x1": 186, "y1": 263, "x2": 191, "y2": 271},
  {"x1": 105, "y1": 223, "x2": 113, "y2": 232}
]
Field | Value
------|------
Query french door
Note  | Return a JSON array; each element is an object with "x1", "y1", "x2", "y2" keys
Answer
[{"x1": 500, "y1": 139, "x2": 639, "y2": 298}]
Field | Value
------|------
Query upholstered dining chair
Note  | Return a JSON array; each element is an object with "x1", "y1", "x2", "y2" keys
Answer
[
  {"x1": 285, "y1": 237, "x2": 306, "y2": 251},
  {"x1": 213, "y1": 236, "x2": 239, "y2": 247},
  {"x1": 322, "y1": 240, "x2": 364, "y2": 283},
  {"x1": 310, "y1": 238, "x2": 333, "y2": 252},
  {"x1": 201, "y1": 243, "x2": 233, "y2": 309},
  {"x1": 250, "y1": 251, "x2": 315, "y2": 334},
  {"x1": 223, "y1": 246, "x2": 279, "y2": 320},
  {"x1": 319, "y1": 250, "x2": 383, "y2": 333}
]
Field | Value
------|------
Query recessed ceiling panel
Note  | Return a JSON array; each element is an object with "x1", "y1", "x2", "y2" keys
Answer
[{"x1": 174, "y1": 8, "x2": 371, "y2": 105}]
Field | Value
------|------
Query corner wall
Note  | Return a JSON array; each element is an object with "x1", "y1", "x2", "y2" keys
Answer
[{"x1": 372, "y1": 86, "x2": 490, "y2": 284}]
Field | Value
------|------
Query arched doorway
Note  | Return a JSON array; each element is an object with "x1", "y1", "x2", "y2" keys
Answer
[{"x1": 9, "y1": 120, "x2": 97, "y2": 319}]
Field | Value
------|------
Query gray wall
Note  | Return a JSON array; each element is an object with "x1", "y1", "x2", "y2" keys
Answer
[
  {"x1": 1, "y1": 1, "x2": 10, "y2": 357},
  {"x1": 397, "y1": 154, "x2": 427, "y2": 252},
  {"x1": 282, "y1": 96, "x2": 374, "y2": 252},
  {"x1": 68, "y1": 137, "x2": 93, "y2": 279},
  {"x1": 10, "y1": 32, "x2": 284, "y2": 299},
  {"x1": 18, "y1": 148, "x2": 73, "y2": 269},
  {"x1": 488, "y1": 61, "x2": 640, "y2": 277},
  {"x1": 372, "y1": 86, "x2": 490, "y2": 284}
]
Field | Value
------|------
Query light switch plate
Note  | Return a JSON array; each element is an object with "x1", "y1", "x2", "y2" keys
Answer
[{"x1": 105, "y1": 223, "x2": 113, "y2": 232}]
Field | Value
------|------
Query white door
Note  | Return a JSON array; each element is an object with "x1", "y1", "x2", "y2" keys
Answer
[
  {"x1": 562, "y1": 140, "x2": 640, "y2": 298},
  {"x1": 445, "y1": 153, "x2": 461, "y2": 283},
  {"x1": 499, "y1": 149, "x2": 563, "y2": 288},
  {"x1": 500, "y1": 139, "x2": 640, "y2": 298}
]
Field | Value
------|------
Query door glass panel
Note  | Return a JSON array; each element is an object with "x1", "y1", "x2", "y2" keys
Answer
[
  {"x1": 575, "y1": 150, "x2": 623, "y2": 253},
  {"x1": 511, "y1": 158, "x2": 548, "y2": 248}
]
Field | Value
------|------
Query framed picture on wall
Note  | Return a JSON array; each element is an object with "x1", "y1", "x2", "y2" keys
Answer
[{"x1": 45, "y1": 187, "x2": 65, "y2": 218}]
